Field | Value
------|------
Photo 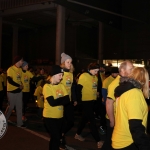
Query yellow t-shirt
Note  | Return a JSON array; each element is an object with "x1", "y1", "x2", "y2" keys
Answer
[
  {"x1": 43, "y1": 83, "x2": 68, "y2": 118},
  {"x1": 0, "y1": 75, "x2": 4, "y2": 91},
  {"x1": 1, "y1": 73, "x2": 7, "y2": 87},
  {"x1": 78, "y1": 72, "x2": 98, "y2": 101},
  {"x1": 102, "y1": 75, "x2": 115, "y2": 89},
  {"x1": 112, "y1": 88, "x2": 148, "y2": 149},
  {"x1": 21, "y1": 71, "x2": 34, "y2": 92},
  {"x1": 61, "y1": 71, "x2": 73, "y2": 99},
  {"x1": 7, "y1": 65, "x2": 22, "y2": 91},
  {"x1": 106, "y1": 75, "x2": 120, "y2": 119},
  {"x1": 100, "y1": 72, "x2": 105, "y2": 82},
  {"x1": 34, "y1": 86, "x2": 44, "y2": 108}
]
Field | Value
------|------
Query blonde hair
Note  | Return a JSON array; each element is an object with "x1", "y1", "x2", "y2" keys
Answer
[
  {"x1": 128, "y1": 67, "x2": 149, "y2": 98},
  {"x1": 60, "y1": 62, "x2": 74, "y2": 73}
]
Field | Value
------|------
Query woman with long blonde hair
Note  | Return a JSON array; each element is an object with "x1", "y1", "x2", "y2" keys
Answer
[{"x1": 112, "y1": 67, "x2": 150, "y2": 150}]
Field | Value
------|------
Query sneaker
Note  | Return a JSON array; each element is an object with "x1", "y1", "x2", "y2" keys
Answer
[
  {"x1": 17, "y1": 124, "x2": 27, "y2": 128},
  {"x1": 60, "y1": 137, "x2": 66, "y2": 150},
  {"x1": 74, "y1": 134, "x2": 85, "y2": 141},
  {"x1": 99, "y1": 126, "x2": 106, "y2": 135}
]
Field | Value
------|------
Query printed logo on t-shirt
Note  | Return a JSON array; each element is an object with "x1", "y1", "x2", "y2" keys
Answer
[
  {"x1": 24, "y1": 75, "x2": 29, "y2": 83},
  {"x1": 92, "y1": 78, "x2": 97, "y2": 89},
  {"x1": 92, "y1": 78, "x2": 97, "y2": 97},
  {"x1": 16, "y1": 72, "x2": 21, "y2": 81},
  {"x1": 66, "y1": 75, "x2": 71, "y2": 87},
  {"x1": 56, "y1": 89, "x2": 64, "y2": 98}
]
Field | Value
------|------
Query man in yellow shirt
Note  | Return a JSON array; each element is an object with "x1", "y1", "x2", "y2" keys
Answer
[
  {"x1": 5, "y1": 55, "x2": 25, "y2": 128},
  {"x1": 101, "y1": 60, "x2": 134, "y2": 150}
]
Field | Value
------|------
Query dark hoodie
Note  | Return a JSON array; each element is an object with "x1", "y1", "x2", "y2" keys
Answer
[{"x1": 114, "y1": 77, "x2": 150, "y2": 150}]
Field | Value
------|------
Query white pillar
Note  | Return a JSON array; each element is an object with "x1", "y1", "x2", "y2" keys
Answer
[
  {"x1": 12, "y1": 25, "x2": 18, "y2": 63},
  {"x1": 55, "y1": 5, "x2": 65, "y2": 65},
  {"x1": 98, "y1": 22, "x2": 103, "y2": 65},
  {"x1": 0, "y1": 17, "x2": 2, "y2": 67}
]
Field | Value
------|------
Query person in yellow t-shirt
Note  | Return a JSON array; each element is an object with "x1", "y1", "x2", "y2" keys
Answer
[
  {"x1": 112, "y1": 67, "x2": 150, "y2": 150},
  {"x1": 5, "y1": 55, "x2": 25, "y2": 128},
  {"x1": 59, "y1": 52, "x2": 77, "y2": 149},
  {"x1": 99, "y1": 67, "x2": 119, "y2": 135},
  {"x1": 43, "y1": 65, "x2": 69, "y2": 150},
  {"x1": 21, "y1": 61, "x2": 45, "y2": 121},
  {"x1": 74, "y1": 62, "x2": 104, "y2": 149},
  {"x1": 102, "y1": 67, "x2": 119, "y2": 105},
  {"x1": 101, "y1": 60, "x2": 134, "y2": 150},
  {"x1": 34, "y1": 80, "x2": 45, "y2": 119},
  {"x1": 36, "y1": 68, "x2": 47, "y2": 87}
]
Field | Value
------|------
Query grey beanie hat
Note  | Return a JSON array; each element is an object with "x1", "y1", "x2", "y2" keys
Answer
[
  {"x1": 22, "y1": 61, "x2": 28, "y2": 68},
  {"x1": 61, "y1": 52, "x2": 72, "y2": 64}
]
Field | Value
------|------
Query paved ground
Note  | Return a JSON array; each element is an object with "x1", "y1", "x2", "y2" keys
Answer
[{"x1": 0, "y1": 100, "x2": 106, "y2": 150}]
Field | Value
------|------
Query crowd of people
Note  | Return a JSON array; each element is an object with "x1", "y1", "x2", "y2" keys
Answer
[{"x1": 0, "y1": 53, "x2": 150, "y2": 150}]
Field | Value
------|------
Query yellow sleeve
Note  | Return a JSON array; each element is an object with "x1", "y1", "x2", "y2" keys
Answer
[
  {"x1": 78, "y1": 73, "x2": 86, "y2": 86},
  {"x1": 43, "y1": 84, "x2": 53, "y2": 98}
]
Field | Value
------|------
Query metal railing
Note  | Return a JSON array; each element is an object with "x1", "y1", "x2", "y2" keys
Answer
[{"x1": 0, "y1": 0, "x2": 53, "y2": 10}]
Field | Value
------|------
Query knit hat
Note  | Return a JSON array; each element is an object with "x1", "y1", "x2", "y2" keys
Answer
[
  {"x1": 111, "y1": 67, "x2": 119, "y2": 73},
  {"x1": 50, "y1": 65, "x2": 64, "y2": 76},
  {"x1": 22, "y1": 61, "x2": 28, "y2": 68},
  {"x1": 13, "y1": 55, "x2": 23, "y2": 64},
  {"x1": 61, "y1": 52, "x2": 72, "y2": 64},
  {"x1": 88, "y1": 63, "x2": 99, "y2": 70}
]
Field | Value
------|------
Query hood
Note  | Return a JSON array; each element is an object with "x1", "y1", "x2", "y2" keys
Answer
[{"x1": 114, "y1": 77, "x2": 142, "y2": 98}]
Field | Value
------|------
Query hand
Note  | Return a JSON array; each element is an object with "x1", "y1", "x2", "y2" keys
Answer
[
  {"x1": 97, "y1": 92, "x2": 99, "y2": 98},
  {"x1": 73, "y1": 101, "x2": 77, "y2": 106},
  {"x1": 19, "y1": 84, "x2": 24, "y2": 90},
  {"x1": 110, "y1": 121, "x2": 115, "y2": 127}
]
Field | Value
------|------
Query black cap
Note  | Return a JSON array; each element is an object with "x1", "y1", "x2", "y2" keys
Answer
[
  {"x1": 50, "y1": 65, "x2": 64, "y2": 76},
  {"x1": 111, "y1": 67, "x2": 119, "y2": 73}
]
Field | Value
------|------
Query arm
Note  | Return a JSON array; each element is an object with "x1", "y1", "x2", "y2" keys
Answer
[
  {"x1": 76, "y1": 84, "x2": 83, "y2": 102},
  {"x1": 7, "y1": 76, "x2": 20, "y2": 87},
  {"x1": 46, "y1": 95, "x2": 70, "y2": 107},
  {"x1": 106, "y1": 98, "x2": 115, "y2": 127},
  {"x1": 129, "y1": 119, "x2": 150, "y2": 150},
  {"x1": 102, "y1": 88, "x2": 107, "y2": 104},
  {"x1": 71, "y1": 82, "x2": 78, "y2": 106}
]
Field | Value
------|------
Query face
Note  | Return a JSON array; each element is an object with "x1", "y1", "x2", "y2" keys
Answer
[
  {"x1": 64, "y1": 59, "x2": 72, "y2": 70},
  {"x1": 23, "y1": 65, "x2": 28, "y2": 71},
  {"x1": 90, "y1": 69, "x2": 99, "y2": 76},
  {"x1": 18, "y1": 59, "x2": 24, "y2": 67},
  {"x1": 40, "y1": 69, "x2": 45, "y2": 75},
  {"x1": 112, "y1": 73, "x2": 119, "y2": 78},
  {"x1": 53, "y1": 73, "x2": 63, "y2": 84},
  {"x1": 99, "y1": 67, "x2": 105, "y2": 72},
  {"x1": 121, "y1": 62, "x2": 134, "y2": 77}
]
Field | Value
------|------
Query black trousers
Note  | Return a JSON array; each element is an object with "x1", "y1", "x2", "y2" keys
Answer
[
  {"x1": 76, "y1": 100, "x2": 100, "y2": 142},
  {"x1": 62, "y1": 102, "x2": 74, "y2": 135},
  {"x1": 112, "y1": 143, "x2": 138, "y2": 150},
  {"x1": 44, "y1": 117, "x2": 63, "y2": 150},
  {"x1": 101, "y1": 119, "x2": 113, "y2": 150},
  {"x1": 22, "y1": 92, "x2": 30, "y2": 116}
]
